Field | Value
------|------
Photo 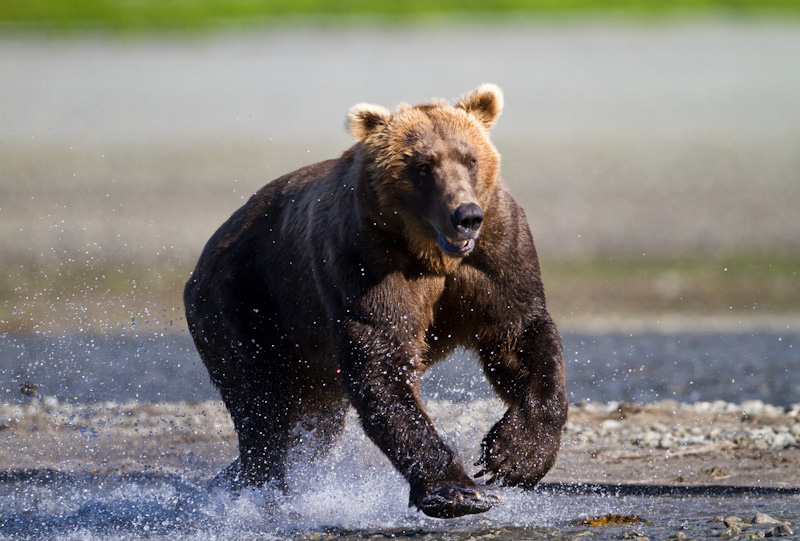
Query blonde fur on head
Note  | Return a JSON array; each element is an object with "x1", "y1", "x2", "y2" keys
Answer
[
  {"x1": 347, "y1": 85, "x2": 503, "y2": 141},
  {"x1": 347, "y1": 103, "x2": 392, "y2": 141},
  {"x1": 455, "y1": 83, "x2": 504, "y2": 129}
]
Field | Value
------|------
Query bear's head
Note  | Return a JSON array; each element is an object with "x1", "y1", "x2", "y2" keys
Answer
[{"x1": 347, "y1": 84, "x2": 504, "y2": 274}]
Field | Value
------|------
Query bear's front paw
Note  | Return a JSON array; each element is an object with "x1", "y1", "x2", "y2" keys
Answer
[
  {"x1": 475, "y1": 406, "x2": 560, "y2": 488},
  {"x1": 414, "y1": 484, "x2": 499, "y2": 518}
]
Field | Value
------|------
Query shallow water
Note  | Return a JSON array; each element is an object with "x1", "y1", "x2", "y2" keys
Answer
[
  {"x1": 1, "y1": 451, "x2": 799, "y2": 540},
  {"x1": 1, "y1": 329, "x2": 798, "y2": 406}
]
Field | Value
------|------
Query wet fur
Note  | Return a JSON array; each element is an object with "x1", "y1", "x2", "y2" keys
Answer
[{"x1": 184, "y1": 84, "x2": 568, "y2": 518}]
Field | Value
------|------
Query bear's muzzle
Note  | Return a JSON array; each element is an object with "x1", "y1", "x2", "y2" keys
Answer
[{"x1": 435, "y1": 203, "x2": 483, "y2": 257}]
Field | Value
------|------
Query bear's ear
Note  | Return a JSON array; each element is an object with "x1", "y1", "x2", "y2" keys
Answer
[
  {"x1": 347, "y1": 103, "x2": 392, "y2": 141},
  {"x1": 455, "y1": 83, "x2": 504, "y2": 130}
]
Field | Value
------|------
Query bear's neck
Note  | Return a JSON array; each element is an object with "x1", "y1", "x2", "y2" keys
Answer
[{"x1": 406, "y1": 235, "x2": 463, "y2": 276}]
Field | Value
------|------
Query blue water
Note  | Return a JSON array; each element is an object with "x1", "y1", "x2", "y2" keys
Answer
[{"x1": 1, "y1": 329, "x2": 798, "y2": 406}]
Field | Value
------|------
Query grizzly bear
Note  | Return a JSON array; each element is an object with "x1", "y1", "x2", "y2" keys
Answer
[{"x1": 184, "y1": 84, "x2": 567, "y2": 518}]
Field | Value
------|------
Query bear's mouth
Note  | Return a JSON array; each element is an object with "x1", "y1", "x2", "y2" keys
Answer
[{"x1": 437, "y1": 232, "x2": 475, "y2": 257}]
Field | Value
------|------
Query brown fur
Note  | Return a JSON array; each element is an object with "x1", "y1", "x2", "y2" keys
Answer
[{"x1": 184, "y1": 84, "x2": 567, "y2": 518}]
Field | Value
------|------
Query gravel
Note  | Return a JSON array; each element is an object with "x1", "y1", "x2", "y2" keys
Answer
[
  {"x1": 2, "y1": 398, "x2": 799, "y2": 539},
  {"x1": 3, "y1": 397, "x2": 799, "y2": 486}
]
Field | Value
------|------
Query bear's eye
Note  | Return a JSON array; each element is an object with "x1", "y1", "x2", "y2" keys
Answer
[
  {"x1": 416, "y1": 163, "x2": 431, "y2": 176},
  {"x1": 468, "y1": 159, "x2": 477, "y2": 170}
]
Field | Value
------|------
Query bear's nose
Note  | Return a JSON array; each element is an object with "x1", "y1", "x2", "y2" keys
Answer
[{"x1": 451, "y1": 203, "x2": 484, "y2": 236}]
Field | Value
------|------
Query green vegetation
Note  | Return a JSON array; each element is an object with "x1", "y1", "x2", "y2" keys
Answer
[
  {"x1": 2, "y1": 0, "x2": 799, "y2": 34},
  {"x1": 3, "y1": 251, "x2": 798, "y2": 333},
  {"x1": 541, "y1": 251, "x2": 800, "y2": 320},
  {"x1": 1, "y1": 258, "x2": 187, "y2": 334}
]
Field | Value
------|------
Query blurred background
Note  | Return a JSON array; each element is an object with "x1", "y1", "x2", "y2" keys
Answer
[{"x1": 1, "y1": 1, "x2": 799, "y2": 337}]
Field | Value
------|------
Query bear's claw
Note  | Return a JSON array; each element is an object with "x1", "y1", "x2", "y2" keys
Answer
[{"x1": 416, "y1": 485, "x2": 500, "y2": 518}]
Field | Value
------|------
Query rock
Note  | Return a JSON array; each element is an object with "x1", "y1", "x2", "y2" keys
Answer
[
  {"x1": 771, "y1": 432, "x2": 796, "y2": 448},
  {"x1": 719, "y1": 524, "x2": 741, "y2": 538},
  {"x1": 752, "y1": 513, "x2": 783, "y2": 525},
  {"x1": 766, "y1": 523, "x2": 793, "y2": 537},
  {"x1": 637, "y1": 431, "x2": 661, "y2": 447},
  {"x1": 620, "y1": 531, "x2": 649, "y2": 540},
  {"x1": 658, "y1": 435, "x2": 674, "y2": 449},
  {"x1": 19, "y1": 381, "x2": 38, "y2": 397},
  {"x1": 600, "y1": 419, "x2": 623, "y2": 432},
  {"x1": 652, "y1": 422, "x2": 669, "y2": 433},
  {"x1": 723, "y1": 516, "x2": 743, "y2": 528},
  {"x1": 741, "y1": 400, "x2": 767, "y2": 415},
  {"x1": 748, "y1": 427, "x2": 776, "y2": 443}
]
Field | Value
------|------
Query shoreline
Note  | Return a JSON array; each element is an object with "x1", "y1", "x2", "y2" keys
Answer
[
  {"x1": 3, "y1": 398, "x2": 799, "y2": 489},
  {"x1": 556, "y1": 313, "x2": 800, "y2": 334},
  {"x1": 3, "y1": 311, "x2": 799, "y2": 336}
]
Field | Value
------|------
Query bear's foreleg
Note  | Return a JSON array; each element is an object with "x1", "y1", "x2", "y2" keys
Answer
[
  {"x1": 475, "y1": 315, "x2": 568, "y2": 487},
  {"x1": 338, "y1": 321, "x2": 498, "y2": 518}
]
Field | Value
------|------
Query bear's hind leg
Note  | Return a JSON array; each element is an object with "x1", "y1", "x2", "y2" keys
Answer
[
  {"x1": 214, "y1": 382, "x2": 297, "y2": 490},
  {"x1": 215, "y1": 381, "x2": 348, "y2": 491},
  {"x1": 291, "y1": 399, "x2": 348, "y2": 463}
]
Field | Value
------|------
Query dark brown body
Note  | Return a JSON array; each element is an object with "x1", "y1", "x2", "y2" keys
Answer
[{"x1": 184, "y1": 85, "x2": 567, "y2": 518}]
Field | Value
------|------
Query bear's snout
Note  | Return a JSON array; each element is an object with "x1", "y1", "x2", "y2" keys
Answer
[
  {"x1": 435, "y1": 203, "x2": 484, "y2": 257},
  {"x1": 451, "y1": 203, "x2": 483, "y2": 238}
]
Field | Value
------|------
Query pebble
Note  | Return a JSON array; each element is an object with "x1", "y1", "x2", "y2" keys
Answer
[
  {"x1": 753, "y1": 513, "x2": 784, "y2": 525},
  {"x1": 599, "y1": 419, "x2": 623, "y2": 432},
  {"x1": 719, "y1": 524, "x2": 741, "y2": 538},
  {"x1": 620, "y1": 532, "x2": 649, "y2": 540},
  {"x1": 707, "y1": 514, "x2": 797, "y2": 539},
  {"x1": 562, "y1": 400, "x2": 800, "y2": 451},
  {"x1": 768, "y1": 523, "x2": 793, "y2": 537},
  {"x1": 723, "y1": 516, "x2": 743, "y2": 528}
]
